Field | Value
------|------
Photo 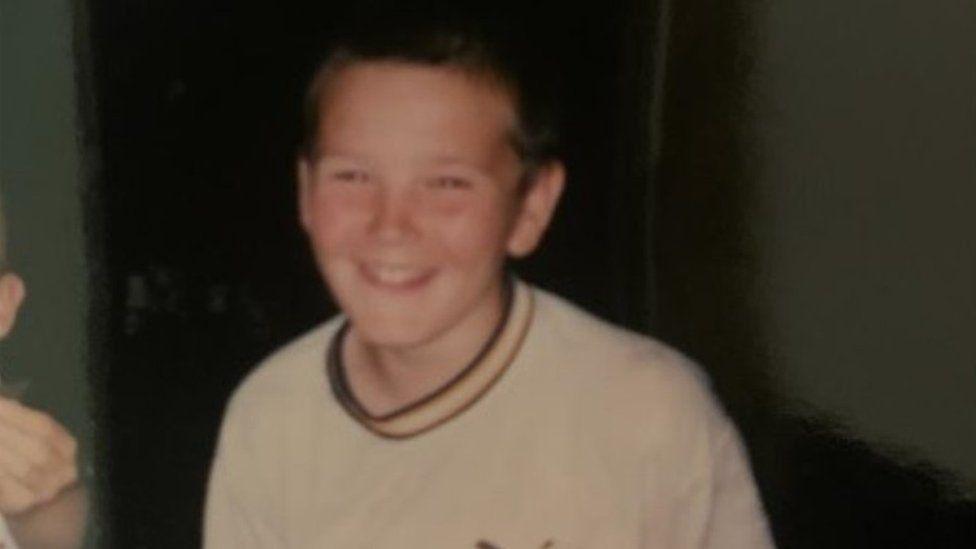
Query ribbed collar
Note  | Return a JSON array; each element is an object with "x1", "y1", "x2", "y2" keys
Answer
[{"x1": 326, "y1": 279, "x2": 534, "y2": 439}]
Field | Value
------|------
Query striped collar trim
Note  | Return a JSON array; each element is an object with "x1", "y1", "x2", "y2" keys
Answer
[{"x1": 327, "y1": 279, "x2": 534, "y2": 439}]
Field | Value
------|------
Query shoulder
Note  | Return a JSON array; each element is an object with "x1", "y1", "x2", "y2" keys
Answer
[
  {"x1": 220, "y1": 316, "x2": 344, "y2": 428},
  {"x1": 526, "y1": 285, "x2": 729, "y2": 441},
  {"x1": 529, "y1": 286, "x2": 709, "y2": 391}
]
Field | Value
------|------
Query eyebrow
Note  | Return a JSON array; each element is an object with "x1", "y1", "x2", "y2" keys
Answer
[
  {"x1": 422, "y1": 156, "x2": 494, "y2": 173},
  {"x1": 313, "y1": 154, "x2": 368, "y2": 166}
]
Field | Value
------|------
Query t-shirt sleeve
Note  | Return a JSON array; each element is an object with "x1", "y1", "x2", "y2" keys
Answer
[
  {"x1": 639, "y1": 363, "x2": 775, "y2": 549},
  {"x1": 700, "y1": 425, "x2": 776, "y2": 549},
  {"x1": 204, "y1": 399, "x2": 283, "y2": 548}
]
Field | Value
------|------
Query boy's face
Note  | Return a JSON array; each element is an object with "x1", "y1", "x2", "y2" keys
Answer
[
  {"x1": 0, "y1": 272, "x2": 25, "y2": 340},
  {"x1": 298, "y1": 62, "x2": 563, "y2": 349}
]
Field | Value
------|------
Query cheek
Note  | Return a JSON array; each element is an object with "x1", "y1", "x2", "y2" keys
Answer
[
  {"x1": 304, "y1": 187, "x2": 371, "y2": 250},
  {"x1": 425, "y1": 196, "x2": 514, "y2": 263}
]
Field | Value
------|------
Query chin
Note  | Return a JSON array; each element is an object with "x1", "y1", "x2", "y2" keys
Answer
[{"x1": 350, "y1": 316, "x2": 445, "y2": 350}]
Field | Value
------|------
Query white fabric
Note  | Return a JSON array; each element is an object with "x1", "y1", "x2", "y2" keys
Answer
[
  {"x1": 0, "y1": 515, "x2": 18, "y2": 549},
  {"x1": 206, "y1": 284, "x2": 774, "y2": 548}
]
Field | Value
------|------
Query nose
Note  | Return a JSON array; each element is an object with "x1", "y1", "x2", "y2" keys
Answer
[{"x1": 367, "y1": 183, "x2": 417, "y2": 242}]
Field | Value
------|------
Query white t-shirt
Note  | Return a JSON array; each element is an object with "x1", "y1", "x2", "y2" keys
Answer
[
  {"x1": 206, "y1": 281, "x2": 774, "y2": 548},
  {"x1": 0, "y1": 516, "x2": 18, "y2": 549}
]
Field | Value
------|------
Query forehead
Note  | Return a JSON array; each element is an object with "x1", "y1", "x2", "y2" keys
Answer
[{"x1": 315, "y1": 62, "x2": 518, "y2": 159}]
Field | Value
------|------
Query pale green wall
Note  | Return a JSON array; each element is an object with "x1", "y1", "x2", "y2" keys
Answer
[
  {"x1": 0, "y1": 0, "x2": 93, "y2": 488},
  {"x1": 754, "y1": 1, "x2": 976, "y2": 485}
]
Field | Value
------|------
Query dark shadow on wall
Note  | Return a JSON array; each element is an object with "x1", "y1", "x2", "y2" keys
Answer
[
  {"x1": 653, "y1": 0, "x2": 975, "y2": 547},
  {"x1": 763, "y1": 413, "x2": 975, "y2": 548}
]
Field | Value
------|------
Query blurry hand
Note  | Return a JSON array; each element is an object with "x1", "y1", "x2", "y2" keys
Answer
[{"x1": 0, "y1": 397, "x2": 78, "y2": 515}]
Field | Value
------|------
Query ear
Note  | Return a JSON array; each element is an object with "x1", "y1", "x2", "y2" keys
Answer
[
  {"x1": 506, "y1": 161, "x2": 566, "y2": 258},
  {"x1": 0, "y1": 273, "x2": 26, "y2": 339},
  {"x1": 296, "y1": 156, "x2": 314, "y2": 232}
]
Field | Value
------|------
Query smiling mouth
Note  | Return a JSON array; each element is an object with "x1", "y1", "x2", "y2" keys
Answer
[{"x1": 359, "y1": 263, "x2": 436, "y2": 290}]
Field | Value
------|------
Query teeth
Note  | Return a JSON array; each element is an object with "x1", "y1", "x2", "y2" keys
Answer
[{"x1": 369, "y1": 265, "x2": 424, "y2": 284}]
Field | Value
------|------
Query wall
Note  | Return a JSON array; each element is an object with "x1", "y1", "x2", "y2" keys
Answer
[
  {"x1": 754, "y1": 0, "x2": 976, "y2": 485},
  {"x1": 0, "y1": 0, "x2": 93, "y2": 495}
]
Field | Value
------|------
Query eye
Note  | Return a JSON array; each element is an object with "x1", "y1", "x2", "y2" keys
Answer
[
  {"x1": 427, "y1": 175, "x2": 472, "y2": 190},
  {"x1": 329, "y1": 169, "x2": 371, "y2": 184}
]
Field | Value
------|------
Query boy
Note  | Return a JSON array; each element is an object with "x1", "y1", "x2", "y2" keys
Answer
[
  {"x1": 0, "y1": 202, "x2": 86, "y2": 549},
  {"x1": 206, "y1": 26, "x2": 773, "y2": 548}
]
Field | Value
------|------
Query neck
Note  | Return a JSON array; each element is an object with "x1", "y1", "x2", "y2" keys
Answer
[{"x1": 344, "y1": 281, "x2": 509, "y2": 416}]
